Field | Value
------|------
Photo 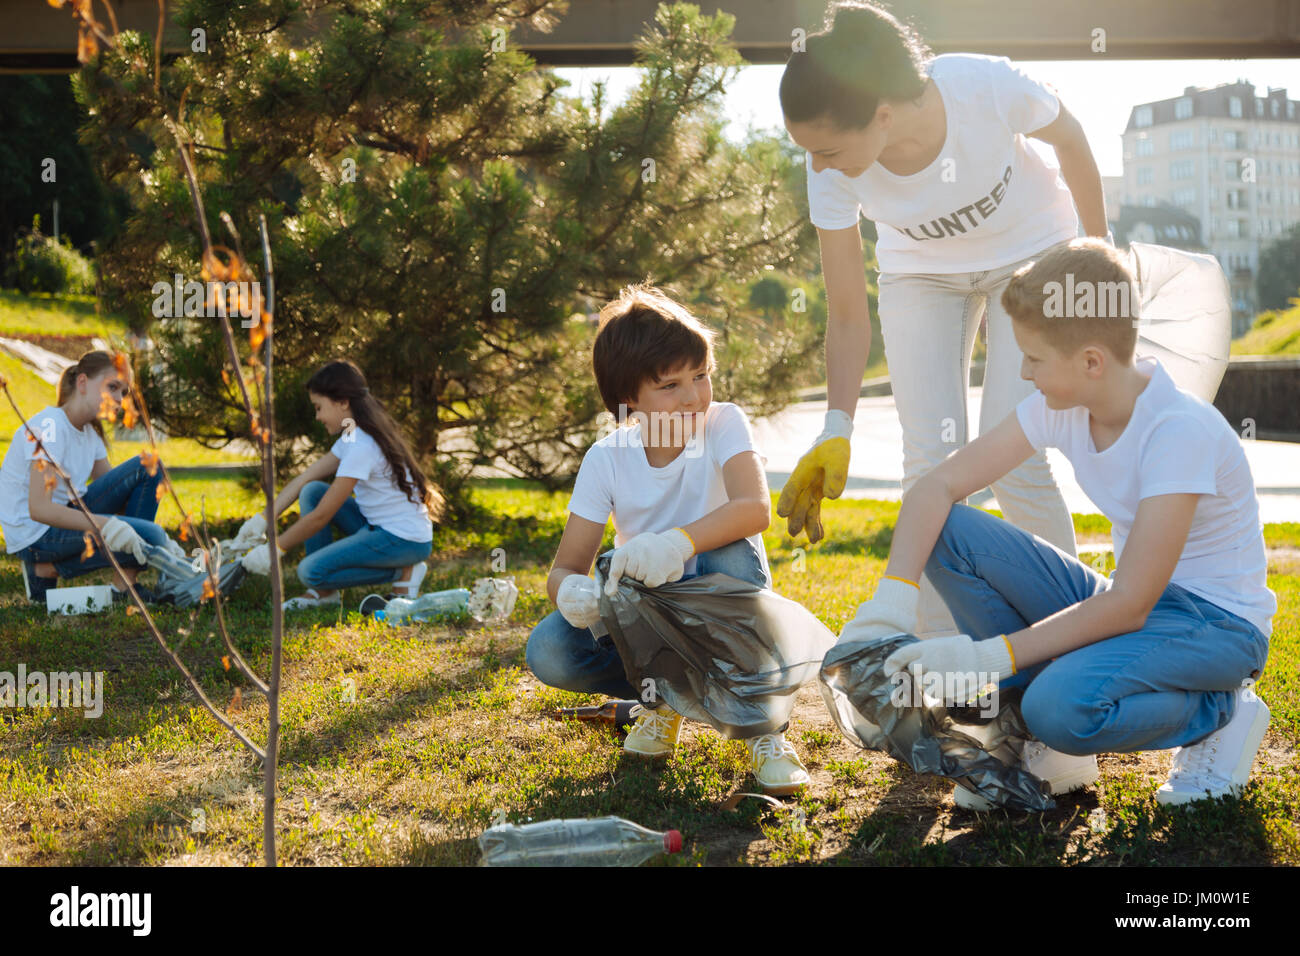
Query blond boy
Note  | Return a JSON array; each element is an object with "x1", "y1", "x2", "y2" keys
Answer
[{"x1": 840, "y1": 239, "x2": 1274, "y2": 808}]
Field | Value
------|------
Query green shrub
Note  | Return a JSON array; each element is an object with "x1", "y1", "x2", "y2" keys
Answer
[{"x1": 4, "y1": 220, "x2": 95, "y2": 295}]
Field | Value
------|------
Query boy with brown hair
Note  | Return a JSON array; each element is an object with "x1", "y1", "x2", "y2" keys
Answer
[
  {"x1": 835, "y1": 238, "x2": 1274, "y2": 808},
  {"x1": 525, "y1": 283, "x2": 812, "y2": 794}
]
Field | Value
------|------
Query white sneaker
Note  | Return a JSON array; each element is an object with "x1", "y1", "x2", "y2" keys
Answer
[
  {"x1": 746, "y1": 732, "x2": 811, "y2": 796},
  {"x1": 1156, "y1": 688, "x2": 1270, "y2": 806},
  {"x1": 392, "y1": 561, "x2": 427, "y2": 598},
  {"x1": 954, "y1": 741, "x2": 1100, "y2": 811},
  {"x1": 282, "y1": 589, "x2": 342, "y2": 612},
  {"x1": 1022, "y1": 740, "x2": 1101, "y2": 793}
]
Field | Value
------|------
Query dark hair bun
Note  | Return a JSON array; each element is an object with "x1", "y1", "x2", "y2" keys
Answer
[{"x1": 781, "y1": 2, "x2": 930, "y2": 129}]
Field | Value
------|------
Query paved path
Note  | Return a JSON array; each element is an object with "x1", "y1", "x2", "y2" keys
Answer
[{"x1": 752, "y1": 388, "x2": 1300, "y2": 524}]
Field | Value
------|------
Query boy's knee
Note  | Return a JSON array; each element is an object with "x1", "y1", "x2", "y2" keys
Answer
[
  {"x1": 696, "y1": 538, "x2": 767, "y2": 587},
  {"x1": 925, "y1": 504, "x2": 979, "y2": 574},
  {"x1": 524, "y1": 615, "x2": 568, "y2": 683},
  {"x1": 1021, "y1": 681, "x2": 1106, "y2": 756},
  {"x1": 299, "y1": 481, "x2": 329, "y2": 512},
  {"x1": 523, "y1": 629, "x2": 548, "y2": 677}
]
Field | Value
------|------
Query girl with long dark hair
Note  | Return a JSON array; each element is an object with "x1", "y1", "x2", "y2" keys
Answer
[{"x1": 239, "y1": 360, "x2": 444, "y2": 611}]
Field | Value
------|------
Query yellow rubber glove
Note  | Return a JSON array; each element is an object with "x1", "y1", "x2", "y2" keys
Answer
[{"x1": 777, "y1": 409, "x2": 853, "y2": 543}]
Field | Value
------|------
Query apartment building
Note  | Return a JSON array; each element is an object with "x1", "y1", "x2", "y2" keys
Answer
[{"x1": 1119, "y1": 82, "x2": 1300, "y2": 332}]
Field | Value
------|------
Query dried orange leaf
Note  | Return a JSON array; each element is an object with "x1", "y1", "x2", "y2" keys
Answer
[
  {"x1": 229, "y1": 687, "x2": 243, "y2": 713},
  {"x1": 140, "y1": 448, "x2": 160, "y2": 477},
  {"x1": 76, "y1": 29, "x2": 97, "y2": 65},
  {"x1": 44, "y1": 473, "x2": 57, "y2": 493},
  {"x1": 126, "y1": 605, "x2": 139, "y2": 616},
  {"x1": 201, "y1": 246, "x2": 240, "y2": 283},
  {"x1": 221, "y1": 655, "x2": 231, "y2": 671},
  {"x1": 82, "y1": 533, "x2": 95, "y2": 559},
  {"x1": 201, "y1": 577, "x2": 216, "y2": 600},
  {"x1": 35, "y1": 458, "x2": 46, "y2": 472}
]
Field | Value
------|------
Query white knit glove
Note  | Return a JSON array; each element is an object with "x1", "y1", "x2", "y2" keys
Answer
[
  {"x1": 241, "y1": 542, "x2": 271, "y2": 576},
  {"x1": 882, "y1": 634, "x2": 1014, "y2": 705},
  {"x1": 604, "y1": 528, "x2": 695, "y2": 595},
  {"x1": 233, "y1": 513, "x2": 268, "y2": 551},
  {"x1": 836, "y1": 577, "x2": 921, "y2": 646},
  {"x1": 557, "y1": 574, "x2": 602, "y2": 629},
  {"x1": 100, "y1": 516, "x2": 148, "y2": 563}
]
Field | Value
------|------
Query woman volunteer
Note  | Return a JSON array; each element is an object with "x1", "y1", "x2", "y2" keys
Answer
[{"x1": 778, "y1": 0, "x2": 1110, "y2": 634}]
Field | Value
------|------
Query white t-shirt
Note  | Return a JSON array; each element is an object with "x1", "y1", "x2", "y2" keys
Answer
[
  {"x1": 1016, "y1": 356, "x2": 1276, "y2": 636},
  {"x1": 0, "y1": 406, "x2": 109, "y2": 553},
  {"x1": 330, "y1": 427, "x2": 433, "y2": 543},
  {"x1": 567, "y1": 401, "x2": 772, "y2": 582},
  {"x1": 806, "y1": 54, "x2": 1080, "y2": 274}
]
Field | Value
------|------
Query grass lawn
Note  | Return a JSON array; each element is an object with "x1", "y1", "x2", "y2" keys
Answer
[
  {"x1": 1232, "y1": 303, "x2": 1300, "y2": 357},
  {"x1": 0, "y1": 290, "x2": 130, "y2": 340},
  {"x1": 0, "y1": 481, "x2": 1296, "y2": 867},
  {"x1": 1, "y1": 327, "x2": 258, "y2": 471}
]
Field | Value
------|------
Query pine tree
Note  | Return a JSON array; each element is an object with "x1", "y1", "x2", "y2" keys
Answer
[{"x1": 76, "y1": 1, "x2": 824, "y2": 515}]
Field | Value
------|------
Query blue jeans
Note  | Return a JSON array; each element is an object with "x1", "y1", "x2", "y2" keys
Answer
[
  {"x1": 295, "y1": 481, "x2": 432, "y2": 590},
  {"x1": 16, "y1": 456, "x2": 168, "y2": 579},
  {"x1": 925, "y1": 504, "x2": 1270, "y2": 755},
  {"x1": 526, "y1": 536, "x2": 771, "y2": 700}
]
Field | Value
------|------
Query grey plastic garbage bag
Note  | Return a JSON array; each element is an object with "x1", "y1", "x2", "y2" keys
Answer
[
  {"x1": 1130, "y1": 242, "x2": 1231, "y2": 401},
  {"x1": 594, "y1": 553, "x2": 835, "y2": 739},
  {"x1": 148, "y1": 542, "x2": 247, "y2": 609},
  {"x1": 819, "y1": 632, "x2": 1055, "y2": 812}
]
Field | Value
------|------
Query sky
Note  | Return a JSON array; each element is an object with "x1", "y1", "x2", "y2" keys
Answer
[{"x1": 555, "y1": 60, "x2": 1300, "y2": 178}]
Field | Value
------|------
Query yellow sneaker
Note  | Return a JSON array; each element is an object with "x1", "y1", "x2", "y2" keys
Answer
[
  {"x1": 746, "y1": 732, "x2": 811, "y2": 796},
  {"x1": 623, "y1": 703, "x2": 684, "y2": 758}
]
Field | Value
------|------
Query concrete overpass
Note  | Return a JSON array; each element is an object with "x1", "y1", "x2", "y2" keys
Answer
[{"x1": 3, "y1": 0, "x2": 1300, "y2": 72}]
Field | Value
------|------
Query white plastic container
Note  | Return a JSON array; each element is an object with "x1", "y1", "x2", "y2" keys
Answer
[
  {"x1": 468, "y1": 576, "x2": 519, "y2": 623},
  {"x1": 46, "y1": 585, "x2": 114, "y2": 615}
]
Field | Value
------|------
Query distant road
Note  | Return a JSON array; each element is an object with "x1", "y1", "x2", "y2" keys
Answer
[{"x1": 753, "y1": 389, "x2": 1300, "y2": 524}]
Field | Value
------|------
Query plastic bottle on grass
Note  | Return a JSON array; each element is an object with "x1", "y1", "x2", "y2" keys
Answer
[
  {"x1": 478, "y1": 816, "x2": 682, "y2": 867},
  {"x1": 374, "y1": 588, "x2": 471, "y2": 624},
  {"x1": 468, "y1": 576, "x2": 519, "y2": 622}
]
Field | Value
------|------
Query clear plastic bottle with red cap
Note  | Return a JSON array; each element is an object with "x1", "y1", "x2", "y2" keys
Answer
[{"x1": 478, "y1": 816, "x2": 683, "y2": 867}]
